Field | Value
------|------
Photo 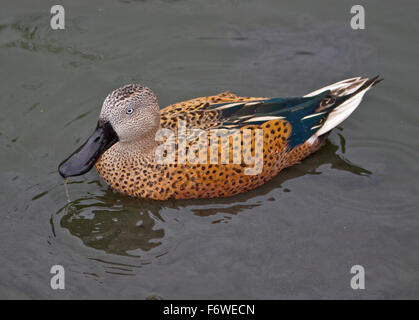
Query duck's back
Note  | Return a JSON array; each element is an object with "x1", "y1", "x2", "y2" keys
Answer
[{"x1": 154, "y1": 92, "x2": 328, "y2": 199}]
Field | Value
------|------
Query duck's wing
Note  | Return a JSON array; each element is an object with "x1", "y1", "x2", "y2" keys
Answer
[
  {"x1": 160, "y1": 77, "x2": 381, "y2": 148},
  {"x1": 161, "y1": 92, "x2": 266, "y2": 114},
  {"x1": 161, "y1": 91, "x2": 330, "y2": 146},
  {"x1": 160, "y1": 92, "x2": 265, "y2": 128}
]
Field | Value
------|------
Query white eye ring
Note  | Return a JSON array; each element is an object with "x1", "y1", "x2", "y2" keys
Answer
[{"x1": 126, "y1": 108, "x2": 134, "y2": 115}]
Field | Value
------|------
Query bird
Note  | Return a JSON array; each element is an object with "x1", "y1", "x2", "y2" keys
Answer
[{"x1": 58, "y1": 76, "x2": 381, "y2": 200}]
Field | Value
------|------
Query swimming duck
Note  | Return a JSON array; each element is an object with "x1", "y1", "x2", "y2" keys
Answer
[{"x1": 59, "y1": 76, "x2": 381, "y2": 200}]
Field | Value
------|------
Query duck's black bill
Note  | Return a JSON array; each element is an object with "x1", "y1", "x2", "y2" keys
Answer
[{"x1": 58, "y1": 121, "x2": 118, "y2": 178}]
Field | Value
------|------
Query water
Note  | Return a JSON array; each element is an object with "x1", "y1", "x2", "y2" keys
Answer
[{"x1": 1, "y1": 0, "x2": 418, "y2": 299}]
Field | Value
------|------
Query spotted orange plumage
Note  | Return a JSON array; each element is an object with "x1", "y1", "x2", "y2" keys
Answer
[
  {"x1": 59, "y1": 77, "x2": 381, "y2": 200},
  {"x1": 96, "y1": 104, "x2": 297, "y2": 200}
]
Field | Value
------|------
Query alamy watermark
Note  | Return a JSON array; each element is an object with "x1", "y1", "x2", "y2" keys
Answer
[
  {"x1": 50, "y1": 265, "x2": 65, "y2": 290},
  {"x1": 350, "y1": 265, "x2": 365, "y2": 290},
  {"x1": 50, "y1": 5, "x2": 65, "y2": 30},
  {"x1": 350, "y1": 5, "x2": 365, "y2": 30},
  {"x1": 154, "y1": 121, "x2": 264, "y2": 175}
]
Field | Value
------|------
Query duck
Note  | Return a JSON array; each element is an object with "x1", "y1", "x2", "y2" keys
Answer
[{"x1": 58, "y1": 76, "x2": 381, "y2": 200}]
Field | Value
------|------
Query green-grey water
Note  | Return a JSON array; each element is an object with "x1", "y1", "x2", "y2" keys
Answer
[{"x1": 1, "y1": 0, "x2": 418, "y2": 299}]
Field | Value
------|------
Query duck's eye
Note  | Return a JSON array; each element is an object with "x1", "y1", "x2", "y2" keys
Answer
[{"x1": 126, "y1": 108, "x2": 134, "y2": 115}]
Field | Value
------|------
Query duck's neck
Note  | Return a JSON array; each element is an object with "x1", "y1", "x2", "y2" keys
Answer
[{"x1": 114, "y1": 130, "x2": 158, "y2": 159}]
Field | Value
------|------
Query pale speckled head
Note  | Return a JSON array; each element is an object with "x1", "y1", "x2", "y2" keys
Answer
[
  {"x1": 58, "y1": 84, "x2": 160, "y2": 178},
  {"x1": 100, "y1": 84, "x2": 160, "y2": 143}
]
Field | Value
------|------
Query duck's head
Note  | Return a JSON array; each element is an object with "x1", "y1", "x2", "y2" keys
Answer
[{"x1": 58, "y1": 84, "x2": 160, "y2": 178}]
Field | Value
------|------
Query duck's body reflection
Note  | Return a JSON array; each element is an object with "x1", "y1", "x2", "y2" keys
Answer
[
  {"x1": 58, "y1": 193, "x2": 165, "y2": 256},
  {"x1": 55, "y1": 136, "x2": 371, "y2": 257}
]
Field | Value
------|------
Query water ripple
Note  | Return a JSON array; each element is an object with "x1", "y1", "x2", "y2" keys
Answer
[
  {"x1": 317, "y1": 137, "x2": 419, "y2": 214},
  {"x1": 2, "y1": 14, "x2": 103, "y2": 67}
]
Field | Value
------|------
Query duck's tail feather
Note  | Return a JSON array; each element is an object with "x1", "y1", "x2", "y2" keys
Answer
[
  {"x1": 209, "y1": 76, "x2": 381, "y2": 149},
  {"x1": 305, "y1": 76, "x2": 382, "y2": 142}
]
